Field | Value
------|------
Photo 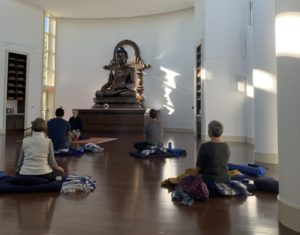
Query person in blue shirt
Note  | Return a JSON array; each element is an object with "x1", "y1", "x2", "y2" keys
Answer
[{"x1": 47, "y1": 107, "x2": 71, "y2": 150}]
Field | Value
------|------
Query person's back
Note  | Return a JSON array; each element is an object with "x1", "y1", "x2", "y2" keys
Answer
[
  {"x1": 196, "y1": 120, "x2": 230, "y2": 183},
  {"x1": 134, "y1": 109, "x2": 163, "y2": 152},
  {"x1": 20, "y1": 131, "x2": 53, "y2": 175},
  {"x1": 17, "y1": 117, "x2": 64, "y2": 178},
  {"x1": 145, "y1": 118, "x2": 162, "y2": 146},
  {"x1": 47, "y1": 107, "x2": 71, "y2": 150},
  {"x1": 196, "y1": 142, "x2": 230, "y2": 183}
]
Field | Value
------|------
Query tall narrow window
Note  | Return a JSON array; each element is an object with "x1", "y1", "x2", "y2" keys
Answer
[{"x1": 42, "y1": 12, "x2": 56, "y2": 120}]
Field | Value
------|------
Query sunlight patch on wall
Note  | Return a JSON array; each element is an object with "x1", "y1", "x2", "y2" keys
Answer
[
  {"x1": 201, "y1": 68, "x2": 207, "y2": 80},
  {"x1": 276, "y1": 12, "x2": 300, "y2": 58},
  {"x1": 253, "y1": 69, "x2": 276, "y2": 94},
  {"x1": 163, "y1": 87, "x2": 174, "y2": 114},
  {"x1": 160, "y1": 66, "x2": 179, "y2": 89},
  {"x1": 246, "y1": 84, "x2": 254, "y2": 98},
  {"x1": 160, "y1": 66, "x2": 180, "y2": 115}
]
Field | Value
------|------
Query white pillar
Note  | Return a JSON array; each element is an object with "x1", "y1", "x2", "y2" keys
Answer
[
  {"x1": 253, "y1": 0, "x2": 278, "y2": 163},
  {"x1": 276, "y1": 0, "x2": 300, "y2": 232}
]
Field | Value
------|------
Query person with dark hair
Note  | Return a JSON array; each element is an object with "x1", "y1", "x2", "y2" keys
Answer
[
  {"x1": 47, "y1": 107, "x2": 71, "y2": 150},
  {"x1": 196, "y1": 120, "x2": 230, "y2": 183},
  {"x1": 16, "y1": 117, "x2": 64, "y2": 179},
  {"x1": 134, "y1": 109, "x2": 163, "y2": 152},
  {"x1": 96, "y1": 47, "x2": 136, "y2": 97}
]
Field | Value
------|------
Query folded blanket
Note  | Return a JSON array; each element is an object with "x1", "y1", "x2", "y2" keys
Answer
[
  {"x1": 130, "y1": 148, "x2": 186, "y2": 159},
  {"x1": 0, "y1": 171, "x2": 6, "y2": 178},
  {"x1": 160, "y1": 168, "x2": 199, "y2": 187},
  {"x1": 61, "y1": 175, "x2": 96, "y2": 193},
  {"x1": 207, "y1": 180, "x2": 251, "y2": 197},
  {"x1": 171, "y1": 185, "x2": 194, "y2": 206}
]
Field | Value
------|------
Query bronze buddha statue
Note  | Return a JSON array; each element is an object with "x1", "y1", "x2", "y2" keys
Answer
[{"x1": 96, "y1": 47, "x2": 136, "y2": 98}]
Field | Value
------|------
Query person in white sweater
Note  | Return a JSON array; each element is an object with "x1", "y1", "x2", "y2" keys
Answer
[{"x1": 16, "y1": 117, "x2": 64, "y2": 180}]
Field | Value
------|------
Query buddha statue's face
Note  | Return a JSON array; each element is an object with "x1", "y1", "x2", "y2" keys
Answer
[{"x1": 115, "y1": 50, "x2": 127, "y2": 65}]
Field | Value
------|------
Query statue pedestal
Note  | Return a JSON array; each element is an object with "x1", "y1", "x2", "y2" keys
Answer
[
  {"x1": 78, "y1": 108, "x2": 146, "y2": 134},
  {"x1": 93, "y1": 97, "x2": 143, "y2": 109}
]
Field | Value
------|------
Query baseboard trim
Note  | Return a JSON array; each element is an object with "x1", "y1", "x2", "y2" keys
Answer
[
  {"x1": 246, "y1": 137, "x2": 254, "y2": 144},
  {"x1": 254, "y1": 151, "x2": 278, "y2": 164},
  {"x1": 202, "y1": 135, "x2": 247, "y2": 143},
  {"x1": 278, "y1": 196, "x2": 300, "y2": 233},
  {"x1": 164, "y1": 128, "x2": 194, "y2": 133}
]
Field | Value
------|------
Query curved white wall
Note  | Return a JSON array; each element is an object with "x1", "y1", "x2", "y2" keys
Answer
[
  {"x1": 0, "y1": 0, "x2": 44, "y2": 131},
  {"x1": 55, "y1": 9, "x2": 195, "y2": 131}
]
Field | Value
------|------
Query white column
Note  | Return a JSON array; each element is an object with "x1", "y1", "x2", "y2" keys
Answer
[
  {"x1": 253, "y1": 0, "x2": 278, "y2": 163},
  {"x1": 276, "y1": 0, "x2": 300, "y2": 232}
]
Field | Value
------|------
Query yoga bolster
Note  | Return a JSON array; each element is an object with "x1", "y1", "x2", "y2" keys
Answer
[
  {"x1": 228, "y1": 163, "x2": 266, "y2": 177},
  {"x1": 254, "y1": 176, "x2": 279, "y2": 193}
]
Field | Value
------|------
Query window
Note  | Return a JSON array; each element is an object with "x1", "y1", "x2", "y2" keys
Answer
[{"x1": 42, "y1": 12, "x2": 56, "y2": 120}]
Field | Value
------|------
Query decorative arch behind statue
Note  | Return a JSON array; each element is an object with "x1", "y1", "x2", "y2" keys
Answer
[{"x1": 93, "y1": 40, "x2": 151, "y2": 109}]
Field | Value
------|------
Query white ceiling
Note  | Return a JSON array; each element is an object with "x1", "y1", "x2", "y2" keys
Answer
[{"x1": 16, "y1": 0, "x2": 194, "y2": 19}]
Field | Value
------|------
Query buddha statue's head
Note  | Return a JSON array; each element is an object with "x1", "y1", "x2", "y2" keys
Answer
[{"x1": 115, "y1": 47, "x2": 128, "y2": 65}]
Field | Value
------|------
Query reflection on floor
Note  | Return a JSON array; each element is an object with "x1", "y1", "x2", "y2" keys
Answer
[{"x1": 0, "y1": 131, "x2": 294, "y2": 235}]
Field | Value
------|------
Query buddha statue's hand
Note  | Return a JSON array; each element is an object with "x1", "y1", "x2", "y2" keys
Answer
[{"x1": 125, "y1": 83, "x2": 135, "y2": 89}]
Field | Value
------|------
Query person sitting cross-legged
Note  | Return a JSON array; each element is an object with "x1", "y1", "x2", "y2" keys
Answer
[
  {"x1": 134, "y1": 109, "x2": 163, "y2": 152},
  {"x1": 16, "y1": 117, "x2": 64, "y2": 180},
  {"x1": 196, "y1": 120, "x2": 231, "y2": 184},
  {"x1": 69, "y1": 109, "x2": 83, "y2": 140},
  {"x1": 47, "y1": 107, "x2": 71, "y2": 151}
]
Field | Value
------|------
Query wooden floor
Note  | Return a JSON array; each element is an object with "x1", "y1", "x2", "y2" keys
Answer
[{"x1": 0, "y1": 131, "x2": 298, "y2": 235}]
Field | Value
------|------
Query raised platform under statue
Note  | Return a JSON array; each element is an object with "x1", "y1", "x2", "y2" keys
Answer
[
  {"x1": 93, "y1": 40, "x2": 150, "y2": 110},
  {"x1": 78, "y1": 108, "x2": 146, "y2": 134},
  {"x1": 93, "y1": 97, "x2": 142, "y2": 109}
]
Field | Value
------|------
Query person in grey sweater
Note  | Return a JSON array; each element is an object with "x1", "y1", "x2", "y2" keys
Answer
[
  {"x1": 196, "y1": 120, "x2": 231, "y2": 184},
  {"x1": 134, "y1": 109, "x2": 163, "y2": 152},
  {"x1": 16, "y1": 117, "x2": 64, "y2": 180}
]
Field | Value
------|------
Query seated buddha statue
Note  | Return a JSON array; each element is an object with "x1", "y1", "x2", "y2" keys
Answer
[{"x1": 96, "y1": 47, "x2": 136, "y2": 98}]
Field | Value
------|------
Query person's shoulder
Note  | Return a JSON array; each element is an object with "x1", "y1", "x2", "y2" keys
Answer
[
  {"x1": 47, "y1": 118, "x2": 55, "y2": 126},
  {"x1": 48, "y1": 118, "x2": 60, "y2": 123},
  {"x1": 202, "y1": 141, "x2": 211, "y2": 145},
  {"x1": 200, "y1": 142, "x2": 211, "y2": 149},
  {"x1": 22, "y1": 136, "x2": 32, "y2": 144},
  {"x1": 221, "y1": 142, "x2": 229, "y2": 147},
  {"x1": 223, "y1": 142, "x2": 230, "y2": 150}
]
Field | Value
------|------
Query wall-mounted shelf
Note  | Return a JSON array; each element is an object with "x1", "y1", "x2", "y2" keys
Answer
[
  {"x1": 6, "y1": 52, "x2": 27, "y2": 131},
  {"x1": 6, "y1": 52, "x2": 27, "y2": 101}
]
